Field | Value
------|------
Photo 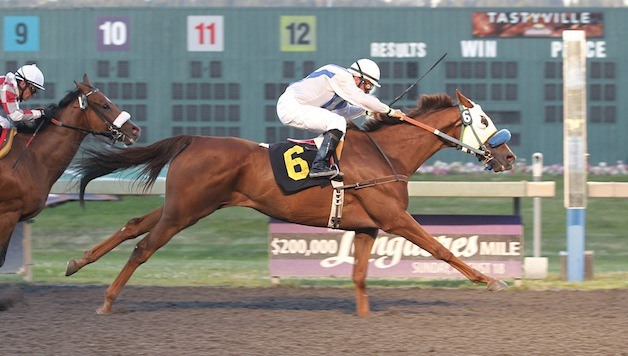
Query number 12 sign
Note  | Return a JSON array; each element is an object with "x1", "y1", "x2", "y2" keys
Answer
[{"x1": 187, "y1": 16, "x2": 224, "y2": 52}]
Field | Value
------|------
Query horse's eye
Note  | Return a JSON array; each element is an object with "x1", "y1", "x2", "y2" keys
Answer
[
  {"x1": 481, "y1": 116, "x2": 488, "y2": 127},
  {"x1": 103, "y1": 104, "x2": 110, "y2": 110}
]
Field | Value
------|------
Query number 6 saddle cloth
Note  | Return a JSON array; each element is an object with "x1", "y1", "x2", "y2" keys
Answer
[{"x1": 267, "y1": 140, "x2": 333, "y2": 195}]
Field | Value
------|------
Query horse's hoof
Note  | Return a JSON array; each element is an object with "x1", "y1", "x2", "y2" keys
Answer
[
  {"x1": 96, "y1": 307, "x2": 110, "y2": 315},
  {"x1": 65, "y1": 259, "x2": 79, "y2": 276},
  {"x1": 487, "y1": 279, "x2": 508, "y2": 291}
]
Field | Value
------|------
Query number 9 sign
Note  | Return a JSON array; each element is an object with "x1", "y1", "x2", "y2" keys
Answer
[{"x1": 3, "y1": 16, "x2": 40, "y2": 52}]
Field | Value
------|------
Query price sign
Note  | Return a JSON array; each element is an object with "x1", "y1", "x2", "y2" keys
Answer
[
  {"x1": 187, "y1": 16, "x2": 224, "y2": 52},
  {"x1": 280, "y1": 16, "x2": 316, "y2": 52},
  {"x1": 3, "y1": 16, "x2": 40, "y2": 52},
  {"x1": 97, "y1": 16, "x2": 130, "y2": 51}
]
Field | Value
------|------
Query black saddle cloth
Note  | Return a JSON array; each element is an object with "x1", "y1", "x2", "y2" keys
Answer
[{"x1": 268, "y1": 142, "x2": 331, "y2": 194}]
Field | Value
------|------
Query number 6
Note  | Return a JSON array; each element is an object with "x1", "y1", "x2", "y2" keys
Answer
[{"x1": 283, "y1": 146, "x2": 309, "y2": 180}]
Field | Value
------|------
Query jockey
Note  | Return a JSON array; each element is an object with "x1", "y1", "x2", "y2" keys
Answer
[
  {"x1": 277, "y1": 58, "x2": 405, "y2": 179},
  {"x1": 1, "y1": 64, "x2": 46, "y2": 131}
]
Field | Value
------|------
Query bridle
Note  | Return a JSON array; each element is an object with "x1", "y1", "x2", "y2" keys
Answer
[
  {"x1": 340, "y1": 104, "x2": 507, "y2": 190},
  {"x1": 50, "y1": 88, "x2": 132, "y2": 143},
  {"x1": 353, "y1": 103, "x2": 510, "y2": 183}
]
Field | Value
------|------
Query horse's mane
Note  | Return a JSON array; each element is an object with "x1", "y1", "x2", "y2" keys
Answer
[
  {"x1": 16, "y1": 89, "x2": 81, "y2": 133},
  {"x1": 407, "y1": 93, "x2": 455, "y2": 117},
  {"x1": 358, "y1": 93, "x2": 454, "y2": 132},
  {"x1": 58, "y1": 88, "x2": 81, "y2": 109}
]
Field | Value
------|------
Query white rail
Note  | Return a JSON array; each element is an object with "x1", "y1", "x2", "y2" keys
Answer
[{"x1": 51, "y1": 178, "x2": 556, "y2": 197}]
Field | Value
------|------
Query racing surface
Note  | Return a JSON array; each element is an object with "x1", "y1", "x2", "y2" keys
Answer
[{"x1": 1, "y1": 284, "x2": 626, "y2": 355}]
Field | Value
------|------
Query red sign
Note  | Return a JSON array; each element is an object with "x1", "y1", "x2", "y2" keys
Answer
[{"x1": 472, "y1": 11, "x2": 604, "y2": 38}]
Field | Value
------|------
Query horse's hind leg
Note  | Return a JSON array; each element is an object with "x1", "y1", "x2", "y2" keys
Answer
[
  {"x1": 65, "y1": 206, "x2": 163, "y2": 276},
  {"x1": 352, "y1": 228, "x2": 378, "y2": 317}
]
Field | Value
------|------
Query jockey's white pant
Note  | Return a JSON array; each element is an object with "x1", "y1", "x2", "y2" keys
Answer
[
  {"x1": 276, "y1": 92, "x2": 347, "y2": 134},
  {"x1": 0, "y1": 116, "x2": 10, "y2": 129}
]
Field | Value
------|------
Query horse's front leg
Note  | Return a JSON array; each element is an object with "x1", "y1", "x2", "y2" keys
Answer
[
  {"x1": 0, "y1": 213, "x2": 20, "y2": 267},
  {"x1": 65, "y1": 207, "x2": 163, "y2": 276},
  {"x1": 352, "y1": 228, "x2": 378, "y2": 317},
  {"x1": 382, "y1": 212, "x2": 507, "y2": 291}
]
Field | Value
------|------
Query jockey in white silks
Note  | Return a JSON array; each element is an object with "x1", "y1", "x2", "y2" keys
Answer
[{"x1": 276, "y1": 58, "x2": 405, "y2": 179}]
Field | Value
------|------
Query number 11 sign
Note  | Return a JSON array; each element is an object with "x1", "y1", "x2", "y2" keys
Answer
[{"x1": 187, "y1": 16, "x2": 224, "y2": 52}]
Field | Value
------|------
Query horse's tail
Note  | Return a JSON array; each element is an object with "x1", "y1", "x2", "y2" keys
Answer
[{"x1": 76, "y1": 135, "x2": 193, "y2": 203}]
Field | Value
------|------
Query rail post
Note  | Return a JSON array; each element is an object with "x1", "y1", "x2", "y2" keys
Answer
[{"x1": 524, "y1": 153, "x2": 548, "y2": 279}]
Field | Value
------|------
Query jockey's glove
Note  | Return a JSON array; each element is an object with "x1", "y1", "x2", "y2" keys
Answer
[
  {"x1": 386, "y1": 108, "x2": 405, "y2": 119},
  {"x1": 42, "y1": 104, "x2": 56, "y2": 120}
]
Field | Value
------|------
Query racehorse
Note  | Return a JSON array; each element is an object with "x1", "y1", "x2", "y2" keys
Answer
[
  {"x1": 0, "y1": 74, "x2": 140, "y2": 268},
  {"x1": 66, "y1": 89, "x2": 516, "y2": 316}
]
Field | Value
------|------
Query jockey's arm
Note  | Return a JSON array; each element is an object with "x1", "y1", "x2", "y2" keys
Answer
[
  {"x1": 330, "y1": 73, "x2": 391, "y2": 115},
  {"x1": 333, "y1": 104, "x2": 365, "y2": 121}
]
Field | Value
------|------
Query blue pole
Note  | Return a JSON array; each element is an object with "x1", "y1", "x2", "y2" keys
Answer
[{"x1": 566, "y1": 208, "x2": 585, "y2": 281}]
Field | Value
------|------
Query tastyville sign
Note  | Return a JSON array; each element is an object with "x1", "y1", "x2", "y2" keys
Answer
[
  {"x1": 269, "y1": 215, "x2": 522, "y2": 279},
  {"x1": 472, "y1": 11, "x2": 603, "y2": 38}
]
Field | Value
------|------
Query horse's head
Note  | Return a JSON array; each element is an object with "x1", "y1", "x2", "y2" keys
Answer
[
  {"x1": 455, "y1": 89, "x2": 516, "y2": 172},
  {"x1": 70, "y1": 74, "x2": 141, "y2": 145}
]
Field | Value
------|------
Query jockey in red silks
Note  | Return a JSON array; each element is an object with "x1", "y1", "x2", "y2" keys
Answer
[{"x1": 1, "y1": 64, "x2": 47, "y2": 132}]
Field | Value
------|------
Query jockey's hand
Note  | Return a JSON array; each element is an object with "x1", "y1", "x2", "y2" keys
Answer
[
  {"x1": 42, "y1": 104, "x2": 56, "y2": 120},
  {"x1": 386, "y1": 108, "x2": 406, "y2": 119}
]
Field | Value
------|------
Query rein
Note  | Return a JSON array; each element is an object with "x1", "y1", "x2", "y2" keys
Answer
[
  {"x1": 399, "y1": 106, "x2": 487, "y2": 157},
  {"x1": 337, "y1": 174, "x2": 409, "y2": 190},
  {"x1": 50, "y1": 118, "x2": 114, "y2": 138}
]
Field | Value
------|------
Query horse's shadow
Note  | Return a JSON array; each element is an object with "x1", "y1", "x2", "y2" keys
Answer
[{"x1": 122, "y1": 296, "x2": 455, "y2": 314}]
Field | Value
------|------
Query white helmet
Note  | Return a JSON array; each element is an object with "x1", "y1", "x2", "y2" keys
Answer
[
  {"x1": 15, "y1": 64, "x2": 45, "y2": 91},
  {"x1": 348, "y1": 58, "x2": 381, "y2": 87}
]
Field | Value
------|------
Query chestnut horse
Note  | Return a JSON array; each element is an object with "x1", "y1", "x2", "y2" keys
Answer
[
  {"x1": 0, "y1": 74, "x2": 140, "y2": 268},
  {"x1": 67, "y1": 90, "x2": 516, "y2": 316}
]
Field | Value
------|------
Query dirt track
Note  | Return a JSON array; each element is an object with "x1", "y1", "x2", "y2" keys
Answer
[{"x1": 1, "y1": 284, "x2": 626, "y2": 355}]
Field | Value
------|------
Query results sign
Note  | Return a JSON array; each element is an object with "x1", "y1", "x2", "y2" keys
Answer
[{"x1": 269, "y1": 214, "x2": 522, "y2": 279}]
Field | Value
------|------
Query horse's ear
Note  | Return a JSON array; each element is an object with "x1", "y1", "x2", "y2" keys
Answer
[
  {"x1": 455, "y1": 89, "x2": 474, "y2": 108},
  {"x1": 83, "y1": 74, "x2": 92, "y2": 87}
]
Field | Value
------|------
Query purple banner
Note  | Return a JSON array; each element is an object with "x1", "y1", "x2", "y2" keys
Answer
[{"x1": 268, "y1": 214, "x2": 522, "y2": 278}]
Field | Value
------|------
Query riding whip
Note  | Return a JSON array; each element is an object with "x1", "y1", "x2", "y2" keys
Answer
[
  {"x1": 388, "y1": 52, "x2": 447, "y2": 106},
  {"x1": 12, "y1": 118, "x2": 47, "y2": 169}
]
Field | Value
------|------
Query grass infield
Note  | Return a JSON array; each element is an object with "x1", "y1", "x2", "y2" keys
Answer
[{"x1": 2, "y1": 173, "x2": 627, "y2": 289}]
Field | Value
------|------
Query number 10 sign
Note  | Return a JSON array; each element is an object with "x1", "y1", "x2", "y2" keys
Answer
[
  {"x1": 97, "y1": 16, "x2": 130, "y2": 51},
  {"x1": 187, "y1": 16, "x2": 224, "y2": 52}
]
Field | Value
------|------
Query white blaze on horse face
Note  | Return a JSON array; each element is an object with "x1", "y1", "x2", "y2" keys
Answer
[
  {"x1": 113, "y1": 111, "x2": 131, "y2": 128},
  {"x1": 460, "y1": 100, "x2": 498, "y2": 153}
]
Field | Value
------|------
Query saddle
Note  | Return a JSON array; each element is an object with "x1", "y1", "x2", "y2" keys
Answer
[{"x1": 0, "y1": 127, "x2": 17, "y2": 159}]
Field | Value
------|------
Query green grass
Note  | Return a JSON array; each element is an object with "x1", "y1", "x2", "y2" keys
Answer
[{"x1": 2, "y1": 173, "x2": 627, "y2": 289}]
